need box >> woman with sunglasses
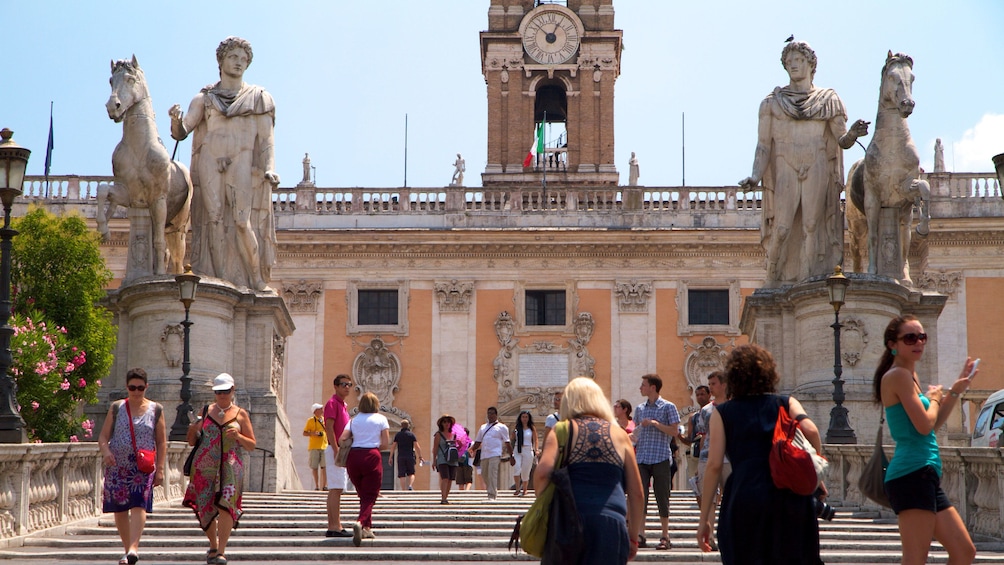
[97,368,167,565]
[873,315,977,565]
[184,373,256,565]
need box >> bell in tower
[480,0,622,186]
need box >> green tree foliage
[10,207,116,439]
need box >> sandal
[214,556,228,565]
[118,556,129,565]
[656,537,671,550]
[206,549,218,564]
[637,535,647,548]
[126,551,139,564]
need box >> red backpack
[769,404,826,496]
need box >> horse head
[881,51,915,118]
[106,55,149,123]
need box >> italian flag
[522,122,545,168]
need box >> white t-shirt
[349,412,389,448]
[476,421,510,458]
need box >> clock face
[522,10,580,65]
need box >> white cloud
[952,114,1004,172]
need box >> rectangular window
[525,290,566,326]
[358,290,399,326]
[688,289,729,326]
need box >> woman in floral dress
[98,368,167,565]
[184,373,256,565]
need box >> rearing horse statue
[104,55,192,277]
[846,51,930,283]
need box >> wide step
[2,490,1002,563]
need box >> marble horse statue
[846,51,930,283]
[102,55,192,276]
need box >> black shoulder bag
[183,405,209,477]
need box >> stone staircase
[2,490,1002,563]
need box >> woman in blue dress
[535,377,644,564]
[97,368,166,565]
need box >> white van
[971,389,1004,448]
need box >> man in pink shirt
[324,374,353,537]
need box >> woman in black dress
[696,344,825,564]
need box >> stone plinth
[740,273,947,443]
[95,275,296,492]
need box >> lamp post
[0,129,29,443]
[825,265,856,444]
[169,265,200,441]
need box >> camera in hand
[813,490,836,521]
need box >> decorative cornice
[281,279,323,313]
[614,280,652,313]
[915,270,963,296]
[434,280,474,312]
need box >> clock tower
[480,0,622,186]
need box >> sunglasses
[898,332,928,345]
[127,385,146,392]
[215,388,234,395]
[337,382,353,388]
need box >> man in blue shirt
[634,374,680,550]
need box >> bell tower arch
[480,0,622,186]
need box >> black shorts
[437,463,457,481]
[397,457,416,478]
[456,464,473,485]
[884,465,952,514]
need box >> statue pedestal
[740,273,946,442]
[95,276,297,492]
[125,208,153,283]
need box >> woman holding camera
[874,315,976,565]
[697,344,823,564]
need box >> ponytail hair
[872,314,918,403]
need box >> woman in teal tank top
[873,315,977,565]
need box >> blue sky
[5,0,1003,188]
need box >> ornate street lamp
[0,129,30,443]
[169,265,200,441]
[825,265,856,444]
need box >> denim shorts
[884,465,952,514]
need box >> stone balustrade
[0,442,188,542]
[825,444,1004,541]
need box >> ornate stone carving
[491,310,595,419]
[840,317,868,367]
[434,279,474,312]
[160,324,183,368]
[683,336,731,403]
[915,270,962,296]
[614,280,652,312]
[569,312,595,378]
[271,333,285,403]
[352,337,408,420]
[282,279,322,313]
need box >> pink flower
[78,378,87,388]
[31,401,39,410]
[69,435,78,442]
[96,380,101,387]
[64,363,75,373]
[84,428,93,438]
[59,380,70,391]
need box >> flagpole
[403,114,408,188]
[542,111,547,197]
[44,102,54,198]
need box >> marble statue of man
[934,138,945,172]
[739,41,869,285]
[451,153,466,187]
[169,36,278,291]
[628,152,640,186]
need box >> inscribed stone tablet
[518,353,569,388]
